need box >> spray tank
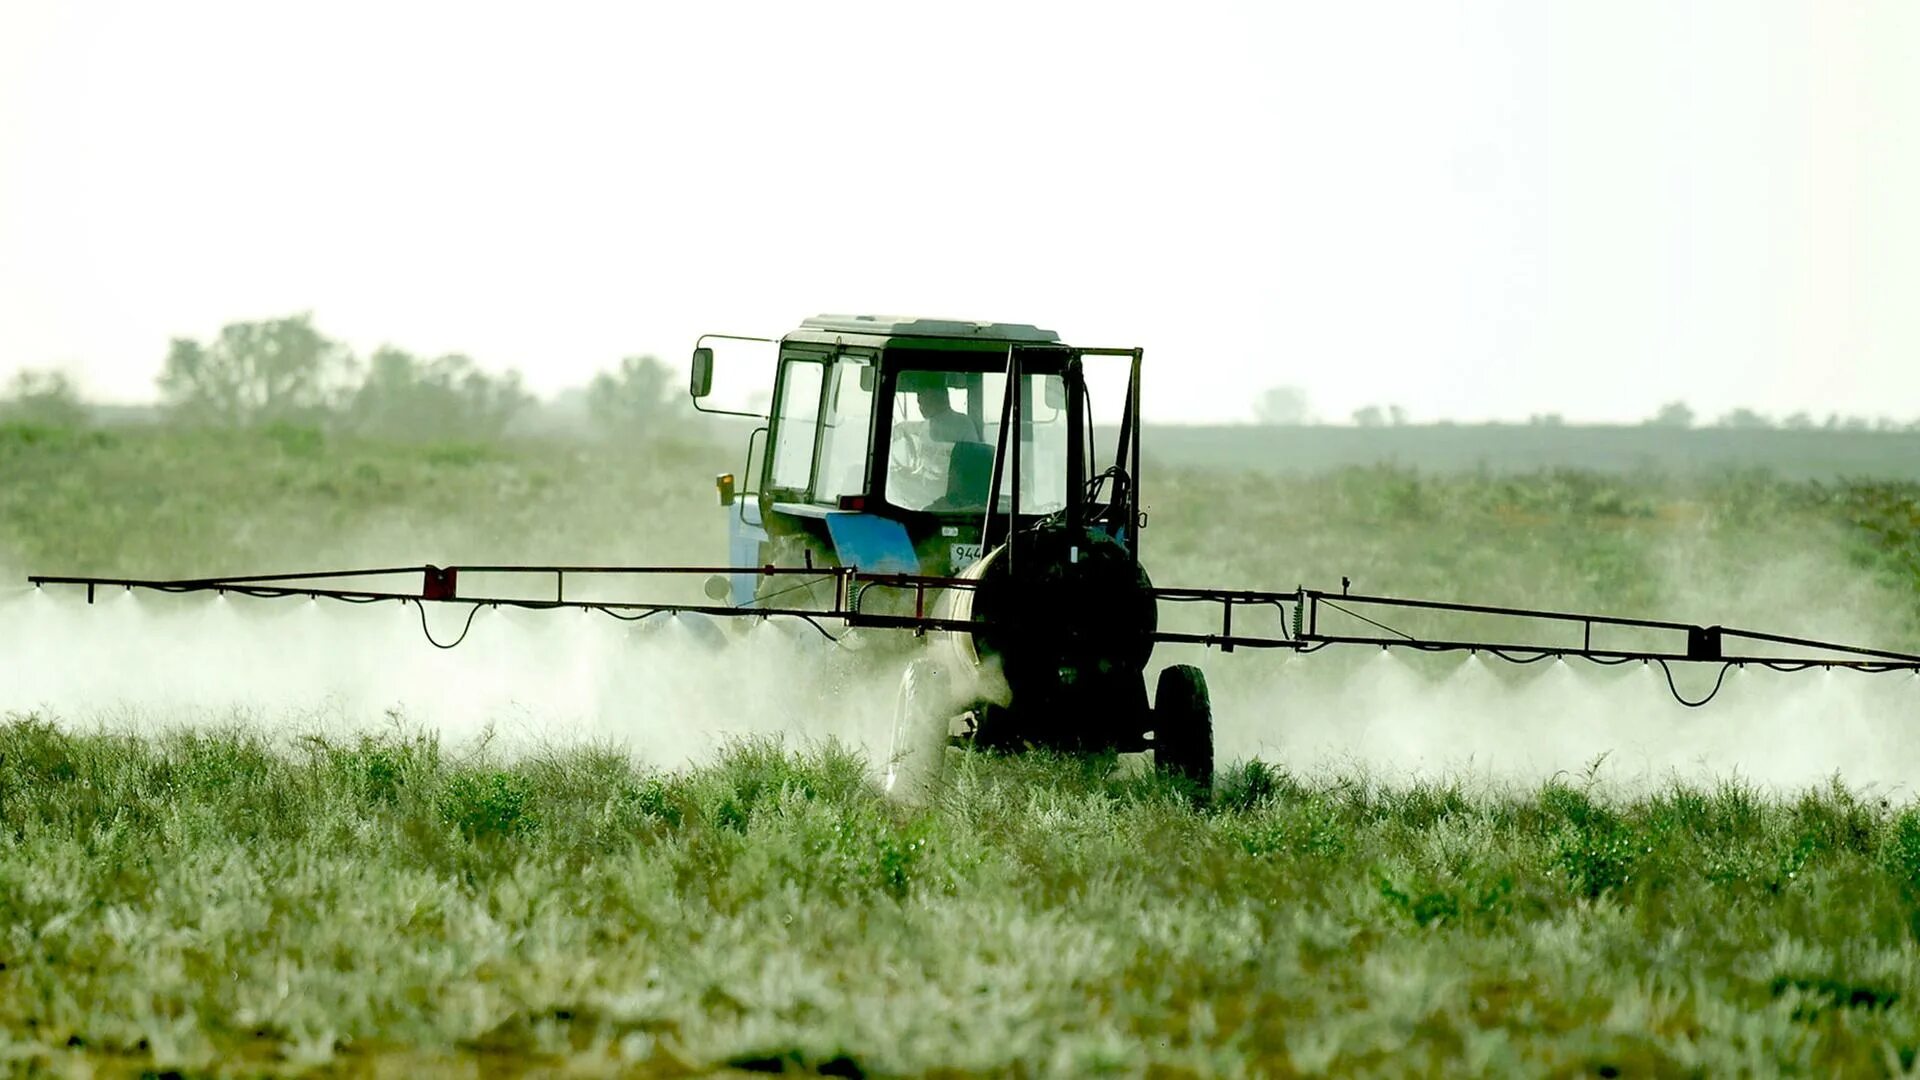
[930,523,1159,746]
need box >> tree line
[9,328,1918,436]
[0,313,683,441]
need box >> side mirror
[689,347,715,398]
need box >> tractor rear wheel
[884,657,951,801]
[1153,664,1214,794]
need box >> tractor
[687,315,1211,794]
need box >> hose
[1654,659,1734,708]
[416,601,484,649]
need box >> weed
[1881,809,1920,891]
[440,770,540,840]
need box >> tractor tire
[1153,664,1214,794]
[884,657,952,802]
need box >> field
[5,420,1920,1076]
[1145,424,1920,482]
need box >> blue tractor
[688,315,1213,794]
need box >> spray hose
[407,597,846,650]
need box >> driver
[890,373,986,510]
[914,384,982,443]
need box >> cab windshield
[885,368,1067,515]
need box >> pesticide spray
[1196,640,1920,793]
[0,576,901,767]
[8,566,1919,796]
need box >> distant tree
[1644,401,1695,429]
[157,313,351,426]
[1351,405,1386,428]
[1387,404,1409,426]
[1841,415,1871,432]
[1252,385,1311,425]
[345,347,532,441]
[1782,411,1814,430]
[1528,413,1565,426]
[1714,408,1773,429]
[0,369,87,427]
[587,355,680,438]
[1874,416,1903,433]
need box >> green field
[1145,424,1920,482]
[5,420,1920,1076]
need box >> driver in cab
[889,373,989,511]
[914,384,980,444]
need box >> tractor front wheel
[884,657,952,801]
[1153,664,1214,794]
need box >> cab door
[762,348,830,505]
[757,347,891,580]
[761,347,878,507]
[812,351,879,507]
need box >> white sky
[1,1,1916,424]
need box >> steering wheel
[890,422,942,482]
[888,423,947,508]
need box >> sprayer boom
[28,564,1920,706]
[26,565,988,642]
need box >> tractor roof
[795,314,1060,344]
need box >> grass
[7,721,1920,1075]
[1147,465,1919,622]
[4,421,1920,1074]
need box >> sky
[1,1,1916,424]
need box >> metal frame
[26,566,987,641]
[980,344,1019,560]
[689,332,777,420]
[1149,584,1920,671]
[29,567,1917,673]
[1074,346,1144,560]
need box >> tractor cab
[691,315,1144,606]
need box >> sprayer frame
[28,564,1920,709]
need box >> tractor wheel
[1153,664,1214,794]
[884,657,952,801]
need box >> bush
[0,370,87,427]
[1881,809,1920,891]
[441,770,540,841]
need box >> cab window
[768,359,824,491]
[885,368,1065,514]
[815,356,875,503]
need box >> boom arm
[26,567,1920,706]
[1151,584,1920,706]
[25,565,988,645]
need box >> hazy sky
[2,1,1915,424]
